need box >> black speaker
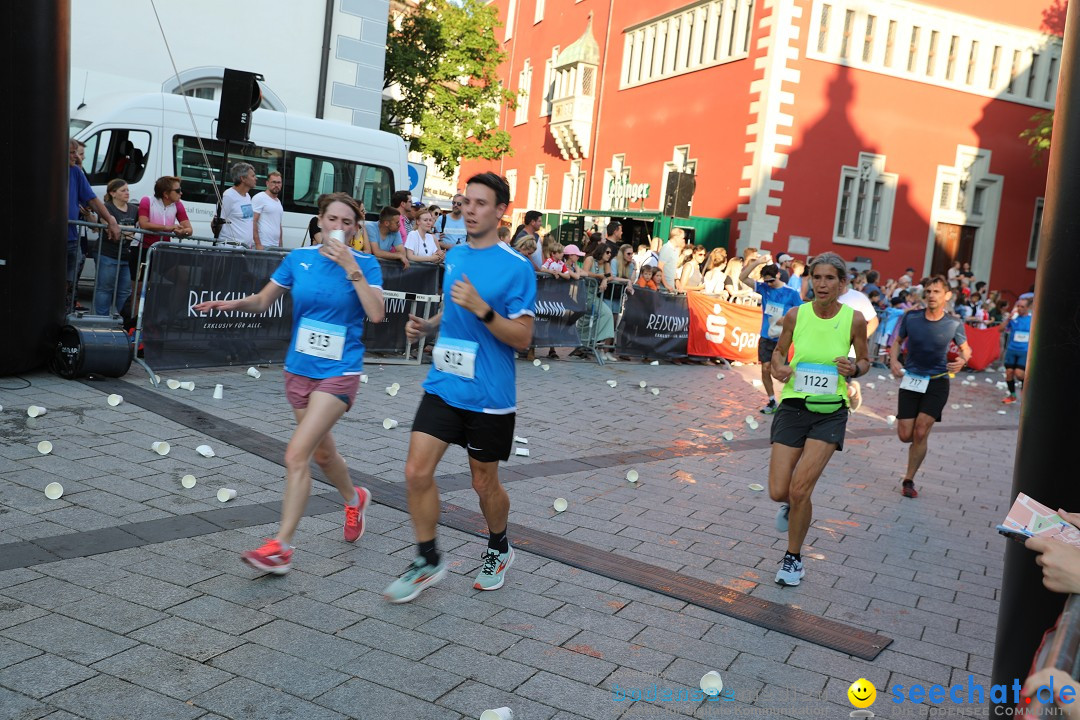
[663,171,696,218]
[216,69,264,141]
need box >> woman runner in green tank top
[765,252,870,587]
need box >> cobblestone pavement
[0,354,1019,720]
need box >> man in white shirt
[251,171,283,249]
[220,162,257,247]
[656,227,685,292]
[437,194,468,249]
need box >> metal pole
[991,0,1080,708]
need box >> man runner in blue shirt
[889,276,971,499]
[1000,298,1032,404]
[384,173,537,603]
[742,257,802,414]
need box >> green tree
[382,0,516,176]
[1021,110,1054,162]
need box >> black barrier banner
[142,245,294,370]
[531,276,588,347]
[614,288,689,359]
[363,262,442,354]
[142,245,444,370]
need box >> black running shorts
[897,376,950,422]
[412,392,516,463]
[769,399,848,452]
[758,338,778,364]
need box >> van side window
[81,129,151,185]
[353,163,393,216]
[173,135,283,205]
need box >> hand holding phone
[997,524,1033,543]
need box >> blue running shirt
[897,310,967,377]
[271,246,383,378]
[1006,314,1032,353]
[755,282,802,339]
[423,242,537,413]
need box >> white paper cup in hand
[626,469,639,483]
[213,384,224,400]
[383,418,399,429]
[44,482,64,500]
[247,367,261,379]
[196,444,215,458]
[552,497,568,513]
[700,671,724,696]
[480,709,514,720]
[26,406,46,418]
[151,441,170,456]
[328,229,345,244]
[217,488,237,502]
[107,394,123,407]
[166,379,181,390]
[181,474,197,489]
[37,441,53,455]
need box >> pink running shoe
[241,539,292,574]
[344,487,371,543]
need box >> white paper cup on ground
[44,482,64,500]
[217,488,237,502]
[716,373,725,380]
[639,381,647,389]
[247,366,261,379]
[964,403,973,408]
[181,474,197,489]
[480,709,514,720]
[151,441,170,456]
[950,404,960,410]
[751,379,762,387]
[626,469,639,483]
[877,374,886,380]
[513,436,528,444]
[722,431,734,441]
[541,364,550,371]
[748,483,764,492]
[866,383,875,390]
[700,671,724,696]
[383,418,399,430]
[386,385,399,396]
[552,497,568,513]
[166,379,182,390]
[606,379,618,388]
[650,387,660,396]
[748,420,759,430]
[37,441,53,455]
[107,394,123,407]
[533,359,542,367]
[650,360,660,366]
[180,381,195,391]
[745,416,755,425]
[967,375,976,382]
[998,409,1007,414]
[359,374,368,384]
[886,415,896,426]
[514,447,530,457]
[213,384,224,400]
[196,444,215,458]
[26,406,46,418]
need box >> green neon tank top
[781,302,854,405]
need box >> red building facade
[461,0,1063,295]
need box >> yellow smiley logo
[848,678,876,708]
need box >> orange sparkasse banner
[687,293,763,361]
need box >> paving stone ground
[0,355,1020,720]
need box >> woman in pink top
[132,175,194,302]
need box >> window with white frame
[620,0,755,89]
[527,164,549,210]
[601,154,631,211]
[808,0,1062,110]
[561,160,586,211]
[541,47,559,116]
[504,0,517,41]
[506,169,518,203]
[534,0,545,24]
[833,153,897,249]
[1027,197,1043,267]
[515,59,532,125]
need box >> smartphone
[997,524,1034,543]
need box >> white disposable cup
[166,379,181,390]
[383,418,399,430]
[866,383,875,390]
[26,406,46,418]
[533,359,542,367]
[44,482,64,500]
[650,360,660,365]
[748,483,765,491]
[107,394,123,406]
[386,386,398,397]
[967,375,976,382]
[626,469,639,483]
[650,387,660,396]
[998,410,1007,414]
[328,229,345,244]
[151,441,170,456]
[217,488,237,502]
[748,420,759,430]
[716,373,725,380]
[553,497,568,513]
[700,671,724,696]
[37,441,53,454]
[722,431,734,441]
[213,384,224,400]
[196,444,215,458]
[513,436,528,444]
[180,381,195,391]
[639,381,647,388]
[247,367,261,379]
[745,416,755,424]
[541,364,550,371]
[951,404,960,410]
[391,383,401,391]
[181,474,197,489]
[514,447,530,456]
[359,374,368,384]
[480,709,514,720]
[751,379,762,387]
[886,415,896,426]
[606,379,617,387]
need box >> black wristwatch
[480,308,496,324]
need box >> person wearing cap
[741,257,802,414]
[767,252,869,586]
[776,254,794,283]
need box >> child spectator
[541,241,572,278]
[497,226,511,242]
[636,264,658,290]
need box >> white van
[72,93,409,248]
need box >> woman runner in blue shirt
[193,193,385,574]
